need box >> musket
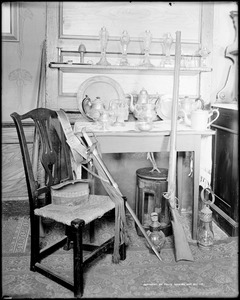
[164,31,194,262]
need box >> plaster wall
[2,2,46,121]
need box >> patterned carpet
[2,211,229,254]
[2,213,238,298]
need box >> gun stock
[164,194,194,261]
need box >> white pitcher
[189,109,220,130]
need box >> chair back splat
[11,108,72,209]
[11,108,127,298]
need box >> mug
[191,109,219,130]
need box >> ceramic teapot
[182,108,220,130]
[129,88,149,114]
[85,96,105,121]
[129,88,157,118]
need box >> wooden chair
[10,108,127,298]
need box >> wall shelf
[49,62,212,75]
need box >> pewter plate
[156,95,182,120]
[155,95,173,120]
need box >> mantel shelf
[49,62,212,75]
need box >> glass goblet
[198,47,210,67]
[110,100,128,126]
[162,32,173,67]
[120,30,130,66]
[96,27,111,66]
[141,30,154,67]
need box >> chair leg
[31,214,40,271]
[39,217,45,238]
[63,225,73,250]
[89,220,95,243]
[119,243,126,260]
[71,218,85,298]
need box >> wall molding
[2,124,34,144]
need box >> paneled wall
[2,2,238,213]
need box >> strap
[57,110,89,164]
[57,109,108,182]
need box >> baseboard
[2,200,29,217]
[211,203,239,237]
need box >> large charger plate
[156,94,181,120]
[77,75,126,121]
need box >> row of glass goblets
[96,27,210,67]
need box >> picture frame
[2,2,19,42]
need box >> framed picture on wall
[2,2,19,42]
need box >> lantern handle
[200,187,215,206]
[163,193,181,210]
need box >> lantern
[146,212,166,253]
[197,188,215,250]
